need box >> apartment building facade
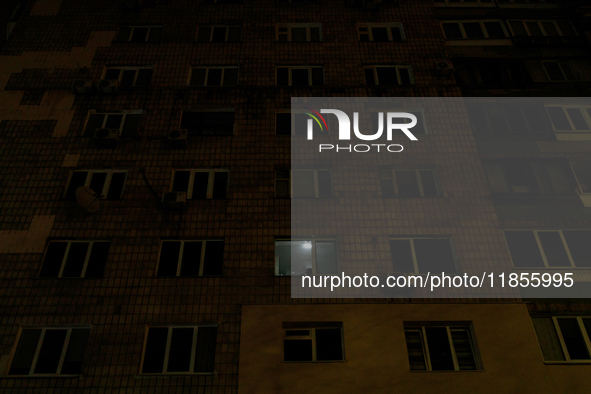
[1,0,590,392]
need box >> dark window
[39,241,110,278]
[454,59,530,88]
[365,66,414,86]
[404,325,478,371]
[103,67,153,87]
[157,240,224,277]
[276,113,291,135]
[171,170,228,199]
[197,26,241,42]
[189,67,238,86]
[276,67,324,86]
[65,170,127,200]
[546,106,591,132]
[9,328,90,375]
[571,162,591,194]
[180,111,234,136]
[390,238,456,274]
[290,169,333,198]
[380,169,438,198]
[141,326,217,373]
[532,317,591,361]
[283,323,344,362]
[83,112,142,137]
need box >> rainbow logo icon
[303,107,329,133]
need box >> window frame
[363,65,414,86]
[380,169,439,198]
[570,161,591,194]
[389,237,458,274]
[404,323,481,372]
[357,23,405,42]
[275,66,325,86]
[156,240,224,277]
[170,169,229,199]
[545,105,591,132]
[118,26,163,42]
[139,325,218,375]
[65,169,128,200]
[83,109,143,137]
[102,66,153,87]
[541,61,578,82]
[188,66,239,86]
[276,23,322,42]
[282,323,345,362]
[7,326,91,377]
[504,229,591,269]
[275,169,333,198]
[274,238,338,276]
[506,20,578,37]
[39,240,110,278]
[441,20,509,40]
[534,316,591,363]
[196,25,242,43]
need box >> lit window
[141,326,217,374]
[9,327,91,376]
[275,239,338,276]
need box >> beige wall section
[239,304,591,394]
[0,31,115,137]
[31,0,64,16]
[0,215,55,253]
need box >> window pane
[212,172,228,199]
[315,241,337,274]
[157,241,181,276]
[66,171,89,200]
[118,27,132,42]
[206,68,223,86]
[505,231,545,267]
[106,172,126,200]
[396,171,420,197]
[566,108,589,130]
[414,239,456,274]
[172,171,191,193]
[34,329,67,374]
[311,68,324,86]
[557,21,576,37]
[372,27,389,42]
[192,172,210,199]
[541,22,559,37]
[197,26,212,42]
[544,62,565,81]
[562,231,591,267]
[284,339,313,361]
[39,242,68,277]
[316,328,343,360]
[425,327,455,371]
[131,27,149,42]
[538,232,571,267]
[546,107,571,130]
[572,162,591,193]
[180,241,202,276]
[277,68,289,86]
[194,326,217,372]
[364,69,375,85]
[557,318,590,360]
[142,327,168,373]
[191,68,206,86]
[317,170,332,198]
[484,22,505,38]
[88,172,107,197]
[405,330,426,370]
[84,114,106,137]
[290,241,313,276]
[420,171,438,197]
[391,27,402,42]
[61,329,90,374]
[104,69,121,80]
[120,70,136,87]
[212,27,226,42]
[291,69,309,86]
[310,27,320,42]
[85,242,110,278]
[292,171,315,198]
[62,242,89,277]
[399,68,412,85]
[167,328,193,372]
[376,67,398,85]
[390,240,415,273]
[223,68,239,85]
[9,329,41,375]
[509,21,527,37]
[463,23,484,39]
[275,241,293,275]
[442,23,463,39]
[105,114,123,129]
[292,28,306,42]
[202,241,224,276]
[147,27,162,42]
[526,22,543,36]
[276,113,291,136]
[451,330,476,370]
[532,318,565,361]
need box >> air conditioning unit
[168,129,188,148]
[72,80,95,95]
[435,60,455,76]
[97,79,120,94]
[93,128,120,147]
[162,191,186,210]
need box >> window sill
[1,374,83,379]
[135,372,215,378]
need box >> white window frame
[549,317,591,362]
[364,65,415,85]
[66,169,128,199]
[357,23,405,42]
[84,110,143,136]
[197,25,241,42]
[280,169,332,198]
[102,66,153,86]
[504,229,586,268]
[381,169,439,197]
[139,325,217,375]
[283,326,345,362]
[170,169,229,199]
[570,161,591,194]
[404,325,480,371]
[507,20,578,37]
[545,105,591,132]
[40,240,109,278]
[441,20,509,39]
[276,66,324,86]
[157,240,223,277]
[274,238,338,276]
[541,61,578,82]
[8,326,91,376]
[121,26,162,42]
[276,23,322,42]
[389,237,457,274]
[187,66,239,86]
